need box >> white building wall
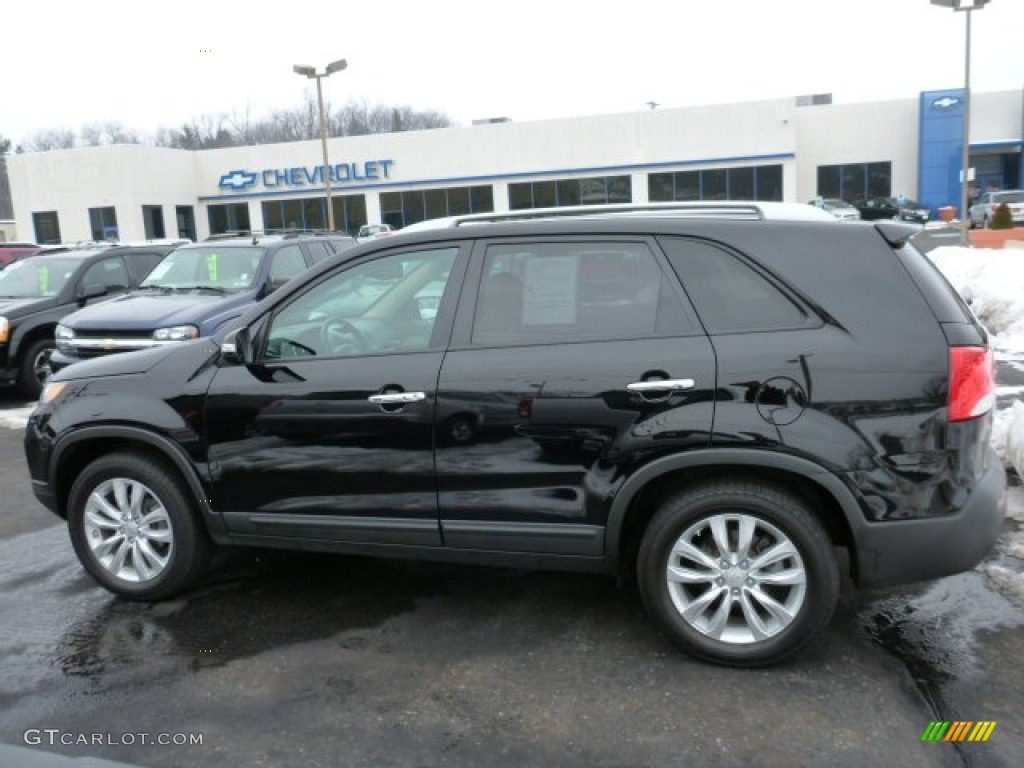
[794,98,921,201]
[971,89,1023,143]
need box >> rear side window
[305,241,333,264]
[471,241,695,346]
[661,237,807,334]
[127,251,167,283]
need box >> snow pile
[992,401,1024,478]
[928,246,1024,353]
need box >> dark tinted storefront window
[33,211,61,244]
[88,206,118,241]
[381,185,494,228]
[649,165,781,202]
[816,161,891,201]
[207,203,250,236]
[508,176,632,210]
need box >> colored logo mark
[921,721,996,742]
[218,170,258,191]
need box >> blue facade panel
[918,89,966,215]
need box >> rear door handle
[368,392,427,404]
[626,379,695,393]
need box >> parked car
[26,202,1005,667]
[0,244,176,397]
[49,233,357,374]
[0,242,44,269]
[968,189,1024,229]
[356,223,395,242]
[807,198,861,221]
[852,197,930,224]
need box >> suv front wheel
[637,480,839,667]
[68,453,214,600]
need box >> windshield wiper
[136,285,174,293]
[172,285,229,294]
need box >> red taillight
[948,346,995,422]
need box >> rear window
[660,237,808,333]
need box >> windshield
[140,247,263,292]
[0,258,79,298]
[994,191,1024,204]
[823,199,853,209]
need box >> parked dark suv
[25,203,1006,667]
[48,233,355,374]
[0,244,177,397]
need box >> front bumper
[853,451,1007,587]
[48,349,86,374]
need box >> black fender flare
[50,425,225,536]
[604,449,867,570]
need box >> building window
[89,206,119,241]
[380,185,494,229]
[33,211,61,244]
[330,195,368,235]
[648,165,782,203]
[207,203,251,236]
[816,162,891,201]
[176,206,196,240]
[508,175,632,210]
[142,205,165,239]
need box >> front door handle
[626,379,695,393]
[368,392,427,404]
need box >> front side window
[141,247,264,292]
[269,245,307,288]
[471,242,693,346]
[81,257,130,292]
[264,247,458,360]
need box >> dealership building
[7,88,1023,244]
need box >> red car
[0,242,43,269]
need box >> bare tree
[80,121,140,146]
[22,129,76,151]
[155,115,236,150]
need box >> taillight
[948,346,995,422]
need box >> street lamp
[293,58,348,231]
[930,0,990,246]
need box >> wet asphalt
[0,381,1022,768]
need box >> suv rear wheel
[67,453,214,600]
[637,480,839,667]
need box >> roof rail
[445,202,766,227]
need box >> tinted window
[661,237,807,333]
[126,251,167,282]
[265,247,458,360]
[269,245,307,286]
[471,242,694,346]
[82,257,130,292]
[305,241,333,264]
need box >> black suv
[24,203,1006,667]
[49,233,355,374]
[0,244,178,397]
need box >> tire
[18,337,55,399]
[67,452,214,601]
[637,480,839,667]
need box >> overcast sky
[3,0,1023,145]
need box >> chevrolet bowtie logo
[218,169,258,190]
[932,96,961,110]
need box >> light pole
[293,58,348,231]
[931,0,989,247]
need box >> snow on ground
[0,406,33,430]
[928,246,1024,355]
[928,245,1024,476]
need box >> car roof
[400,202,837,234]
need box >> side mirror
[221,327,251,365]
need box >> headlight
[0,317,8,344]
[55,324,74,350]
[39,381,67,405]
[153,325,199,342]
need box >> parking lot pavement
[0,391,1021,767]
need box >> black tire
[18,337,55,399]
[637,480,839,667]
[67,452,214,601]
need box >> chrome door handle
[368,392,427,404]
[626,379,695,393]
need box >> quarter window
[269,245,307,288]
[661,238,807,333]
[471,242,694,346]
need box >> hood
[0,296,58,317]
[51,343,182,381]
[62,290,256,331]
